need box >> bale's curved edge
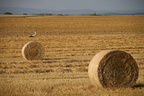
[88,50,139,88]
[22,41,44,61]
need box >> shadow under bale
[132,84,144,89]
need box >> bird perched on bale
[29,32,36,37]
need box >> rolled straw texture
[22,41,44,60]
[88,50,139,88]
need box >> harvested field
[0,15,144,96]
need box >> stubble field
[0,15,144,96]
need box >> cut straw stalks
[22,41,44,61]
[88,50,139,88]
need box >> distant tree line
[3,12,28,15]
[4,12,12,15]
[90,12,97,16]
[3,12,98,16]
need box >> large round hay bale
[22,41,44,60]
[88,50,139,88]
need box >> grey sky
[0,0,144,10]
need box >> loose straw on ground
[88,50,139,88]
[22,41,44,60]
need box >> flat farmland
[0,15,144,96]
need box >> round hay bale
[22,41,44,60]
[88,50,139,88]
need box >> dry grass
[0,15,144,96]
[0,73,144,96]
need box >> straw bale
[22,41,44,60]
[88,50,139,88]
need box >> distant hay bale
[22,41,44,60]
[88,50,139,88]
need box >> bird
[29,32,36,37]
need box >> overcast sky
[0,0,144,10]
